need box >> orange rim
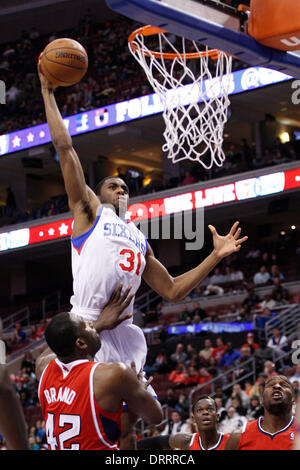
[128,25,221,60]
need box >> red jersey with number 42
[189,432,230,450]
[238,416,296,450]
[38,359,122,450]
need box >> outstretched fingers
[236,235,248,246]
[230,221,239,236]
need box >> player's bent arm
[0,365,29,449]
[143,243,221,303]
[94,363,163,424]
[120,365,163,424]
[224,432,241,450]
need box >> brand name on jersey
[104,222,146,255]
[44,386,76,405]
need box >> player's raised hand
[93,284,135,332]
[208,221,248,260]
[37,55,57,93]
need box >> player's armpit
[224,432,241,450]
[169,432,192,450]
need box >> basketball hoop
[128,25,233,169]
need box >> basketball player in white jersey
[38,60,247,446]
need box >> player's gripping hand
[93,284,135,333]
[37,56,57,93]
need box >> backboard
[105,0,300,78]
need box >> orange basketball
[40,38,88,87]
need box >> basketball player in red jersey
[0,365,29,449]
[225,375,296,450]
[36,287,163,450]
[38,60,247,449]
[137,396,229,450]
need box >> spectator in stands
[160,410,190,435]
[210,267,225,285]
[242,332,259,353]
[218,342,241,370]
[267,327,289,356]
[174,392,189,419]
[170,343,187,365]
[10,323,27,346]
[254,339,274,371]
[152,349,170,374]
[228,303,240,318]
[253,266,271,285]
[259,294,276,311]
[271,277,285,299]
[160,388,178,409]
[28,435,40,450]
[211,337,227,363]
[20,352,35,375]
[198,367,212,388]
[214,397,227,423]
[242,285,261,312]
[230,395,247,417]
[218,406,247,434]
[232,346,254,382]
[168,364,186,388]
[263,360,277,379]
[230,266,244,282]
[183,366,200,387]
[185,343,196,362]
[228,383,250,409]
[31,320,48,340]
[270,264,285,282]
[190,302,206,321]
[255,307,278,332]
[289,365,300,386]
[181,171,196,186]
[198,339,213,366]
[178,305,190,323]
[245,395,264,421]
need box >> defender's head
[94,176,129,215]
[45,312,100,361]
[192,395,219,432]
[261,375,295,416]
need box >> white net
[129,27,233,169]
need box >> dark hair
[94,176,129,197]
[45,312,80,357]
[94,176,117,196]
[192,395,217,413]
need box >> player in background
[0,364,29,450]
[137,396,230,450]
[225,375,296,450]
[36,286,163,450]
[38,59,247,448]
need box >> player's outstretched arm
[224,432,241,450]
[143,221,248,303]
[0,365,29,449]
[37,59,98,215]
